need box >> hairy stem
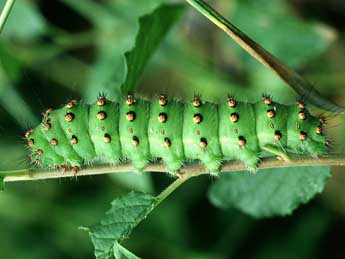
[2,154,345,182]
[0,0,15,33]
[184,0,345,114]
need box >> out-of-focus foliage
[1,0,345,258]
[231,0,334,67]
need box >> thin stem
[184,0,345,114]
[0,0,15,33]
[262,145,291,162]
[2,154,345,182]
[155,176,190,206]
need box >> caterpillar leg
[60,164,68,174]
[165,159,184,174]
[58,164,80,175]
[72,166,79,175]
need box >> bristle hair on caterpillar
[24,94,327,174]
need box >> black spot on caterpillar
[24,94,327,173]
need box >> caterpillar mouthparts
[24,95,326,174]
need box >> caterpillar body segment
[254,100,289,148]
[25,95,327,173]
[218,100,260,170]
[148,99,184,173]
[40,107,83,166]
[60,102,96,161]
[28,128,64,166]
[286,104,326,155]
[119,98,151,171]
[183,100,223,173]
[89,98,122,163]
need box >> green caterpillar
[24,94,326,174]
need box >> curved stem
[0,0,15,33]
[263,145,291,162]
[2,154,345,182]
[155,176,190,206]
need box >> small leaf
[86,178,187,258]
[114,242,142,259]
[86,191,156,259]
[208,166,330,218]
[121,4,185,94]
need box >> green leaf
[86,191,156,259]
[86,177,187,258]
[81,3,183,101]
[121,4,184,94]
[208,166,331,218]
[113,242,142,259]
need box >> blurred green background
[1,0,345,258]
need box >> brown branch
[3,154,345,182]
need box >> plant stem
[2,154,345,182]
[262,145,291,162]
[0,0,15,33]
[155,176,190,206]
[184,0,345,114]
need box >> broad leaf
[86,192,156,259]
[74,2,183,101]
[121,4,184,94]
[208,166,330,218]
[114,242,142,259]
